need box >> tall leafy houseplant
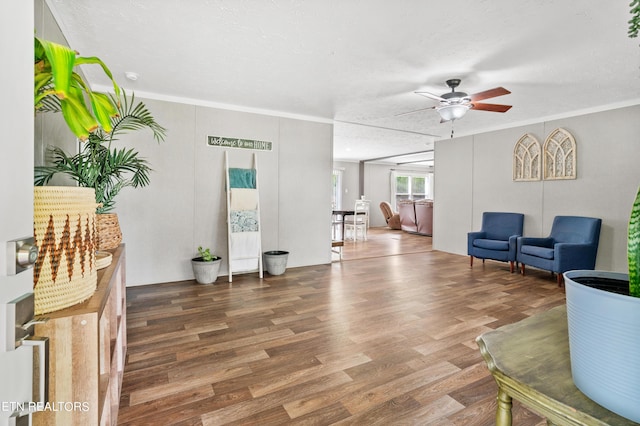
[556,8,640,423]
[34,36,120,140]
[35,91,167,214]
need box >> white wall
[334,160,359,209]
[432,136,473,254]
[36,95,333,286]
[434,105,640,273]
[279,119,334,263]
[112,101,334,286]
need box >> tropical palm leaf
[34,91,164,214]
[106,91,167,143]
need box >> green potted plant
[561,10,640,422]
[32,36,122,310]
[563,187,640,422]
[34,91,166,249]
[191,246,223,284]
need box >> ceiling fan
[398,79,512,122]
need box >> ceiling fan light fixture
[436,104,470,121]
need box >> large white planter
[564,270,640,423]
[191,257,222,284]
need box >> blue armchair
[468,212,524,273]
[517,215,602,285]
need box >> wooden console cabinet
[33,245,127,426]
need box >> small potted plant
[191,246,223,284]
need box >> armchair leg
[470,256,473,268]
[509,261,515,273]
[521,264,526,275]
[557,273,564,287]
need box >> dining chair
[345,200,369,241]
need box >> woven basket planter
[34,187,99,315]
[96,213,123,250]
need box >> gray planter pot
[263,250,289,275]
[564,270,640,423]
[191,257,222,284]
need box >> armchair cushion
[520,245,554,260]
[473,238,510,251]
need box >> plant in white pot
[562,8,640,422]
[35,91,166,249]
[191,246,223,284]
[563,185,640,423]
[32,36,121,312]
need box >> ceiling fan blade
[394,106,436,117]
[469,87,511,102]
[414,91,446,102]
[470,102,512,113]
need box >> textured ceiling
[46,0,640,164]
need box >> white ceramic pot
[263,251,289,275]
[191,257,222,284]
[564,270,640,423]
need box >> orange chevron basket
[33,187,99,315]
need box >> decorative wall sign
[513,133,541,181]
[543,128,576,180]
[207,136,272,151]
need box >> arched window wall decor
[543,128,577,180]
[513,133,541,181]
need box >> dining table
[332,209,364,240]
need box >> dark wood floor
[119,228,566,425]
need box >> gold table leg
[496,388,513,426]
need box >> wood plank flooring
[119,228,566,425]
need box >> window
[391,171,432,210]
[332,169,343,209]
